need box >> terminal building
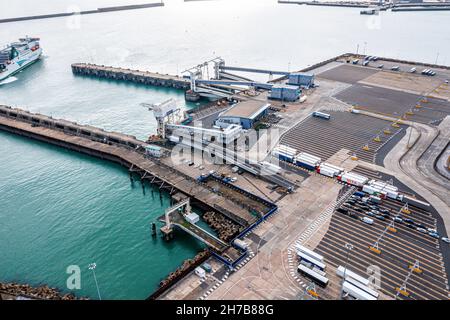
[288,72,315,88]
[215,100,270,129]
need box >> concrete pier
[71,63,190,90]
[0,105,257,230]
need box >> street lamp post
[88,263,102,300]
[340,243,354,300]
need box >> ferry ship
[0,37,42,81]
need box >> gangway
[219,65,290,76]
[195,79,273,90]
[219,71,254,82]
[159,198,228,252]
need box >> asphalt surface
[317,64,380,84]
[350,165,450,290]
[335,83,421,118]
[315,190,449,300]
[279,111,402,163]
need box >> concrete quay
[71,63,190,90]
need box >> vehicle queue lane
[331,213,446,275]
[316,229,448,300]
[341,204,441,253]
[328,216,448,293]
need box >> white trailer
[338,172,369,187]
[369,180,398,192]
[275,145,297,156]
[320,163,344,173]
[343,281,377,300]
[317,163,344,178]
[336,266,370,286]
[295,244,324,263]
[295,154,321,170]
[297,152,321,163]
[346,276,379,299]
[298,264,329,288]
[297,251,326,271]
[260,161,281,175]
[363,184,385,196]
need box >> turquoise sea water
[1,0,450,299]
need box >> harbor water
[1,0,450,299]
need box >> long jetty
[0,105,257,241]
[278,0,371,8]
[71,63,190,90]
[0,3,164,24]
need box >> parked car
[417,228,427,234]
[377,64,384,69]
[442,237,450,244]
[428,232,440,239]
[393,217,403,223]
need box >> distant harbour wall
[0,2,164,24]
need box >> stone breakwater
[158,250,210,288]
[0,282,87,300]
[203,211,244,242]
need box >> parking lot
[279,110,403,163]
[313,192,449,300]
[317,64,380,84]
[334,83,421,117]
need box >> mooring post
[151,223,157,237]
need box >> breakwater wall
[0,2,164,24]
